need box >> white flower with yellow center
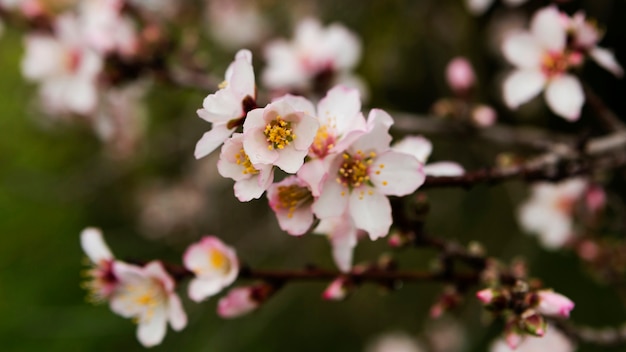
[110,261,187,347]
[267,175,315,236]
[313,109,425,240]
[183,236,239,302]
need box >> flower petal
[545,75,584,121]
[313,177,349,219]
[137,307,167,347]
[349,191,392,240]
[167,294,187,331]
[370,152,425,196]
[502,69,546,109]
[392,135,432,163]
[80,227,113,263]
[590,47,624,77]
[531,6,566,51]
[502,33,544,69]
[424,162,465,176]
[195,125,236,159]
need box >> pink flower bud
[471,105,497,127]
[476,288,495,304]
[322,277,352,301]
[217,286,259,318]
[537,290,575,318]
[585,185,606,214]
[520,310,546,337]
[445,57,476,93]
[505,329,524,349]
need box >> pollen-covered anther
[208,248,231,273]
[336,152,375,189]
[234,148,258,175]
[264,115,296,150]
[311,125,336,157]
[541,52,569,78]
[276,184,312,218]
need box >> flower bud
[520,310,546,337]
[476,288,496,304]
[471,105,497,127]
[322,276,353,301]
[446,57,476,93]
[217,284,272,318]
[537,290,575,318]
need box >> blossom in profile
[490,325,575,352]
[262,18,362,93]
[313,109,425,240]
[21,14,103,115]
[517,178,587,249]
[217,133,274,202]
[183,236,239,302]
[195,49,256,159]
[267,175,315,236]
[80,227,118,303]
[217,286,261,319]
[392,135,464,176]
[243,95,319,174]
[501,6,584,121]
[110,261,187,347]
[536,290,575,318]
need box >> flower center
[66,49,82,73]
[541,52,569,78]
[264,116,296,150]
[209,248,231,273]
[310,124,336,158]
[336,150,376,190]
[235,148,259,175]
[276,184,313,218]
[81,260,117,304]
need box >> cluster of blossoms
[501,6,623,121]
[81,228,247,347]
[195,48,459,272]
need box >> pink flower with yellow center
[80,227,118,303]
[267,175,315,236]
[183,236,239,302]
[312,109,425,240]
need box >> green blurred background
[1,0,626,351]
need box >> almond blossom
[490,325,575,352]
[110,261,187,347]
[243,95,319,173]
[21,14,103,115]
[217,133,274,202]
[78,0,139,57]
[183,236,239,302]
[297,85,368,196]
[502,6,584,121]
[195,49,256,159]
[517,178,587,249]
[267,175,314,236]
[80,227,119,303]
[262,18,362,94]
[392,135,464,177]
[217,286,260,318]
[312,109,425,240]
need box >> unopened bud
[323,276,353,301]
[446,57,476,93]
[537,290,575,318]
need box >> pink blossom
[217,286,259,318]
[267,175,315,236]
[476,288,495,304]
[217,133,274,202]
[491,325,575,352]
[21,14,103,115]
[537,290,575,318]
[446,57,476,93]
[183,236,239,302]
[313,109,425,240]
[110,261,187,347]
[392,135,464,177]
[585,185,606,214]
[501,6,584,121]
[322,276,351,301]
[78,0,139,57]
[518,178,587,249]
[195,49,256,159]
[80,227,118,302]
[262,18,362,93]
[243,95,319,173]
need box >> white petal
[167,294,187,331]
[349,191,392,240]
[466,0,493,15]
[80,227,113,263]
[424,162,465,176]
[274,146,307,174]
[188,278,224,302]
[590,47,624,77]
[199,89,241,123]
[275,204,315,236]
[330,227,358,272]
[530,6,567,52]
[545,75,584,121]
[195,125,235,159]
[297,159,328,197]
[503,69,546,109]
[234,176,267,201]
[228,51,255,98]
[317,85,363,132]
[370,152,425,196]
[137,308,167,347]
[502,33,544,69]
[313,177,349,219]
[392,135,432,163]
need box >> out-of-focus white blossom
[206,0,267,50]
[490,325,575,352]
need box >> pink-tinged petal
[111,261,144,284]
[392,135,432,163]
[330,228,358,272]
[167,294,187,331]
[322,277,350,300]
[518,202,571,250]
[297,159,328,197]
[502,33,544,69]
[317,85,363,129]
[188,278,225,302]
[62,79,98,114]
[80,227,113,263]
[503,69,546,109]
[278,94,316,115]
[465,0,492,15]
[324,24,361,70]
[313,179,349,219]
[367,108,394,129]
[199,89,241,123]
[137,307,167,347]
[350,116,393,154]
[242,108,267,130]
[424,162,465,176]
[331,125,367,154]
[349,191,392,240]
[545,75,584,121]
[274,146,307,174]
[370,152,425,196]
[143,261,175,292]
[537,291,575,318]
[276,204,314,236]
[589,47,624,77]
[234,177,267,201]
[244,129,278,165]
[292,113,320,151]
[195,125,236,159]
[228,50,255,97]
[476,288,495,304]
[530,6,567,51]
[217,287,258,318]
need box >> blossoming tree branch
[3,0,626,350]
